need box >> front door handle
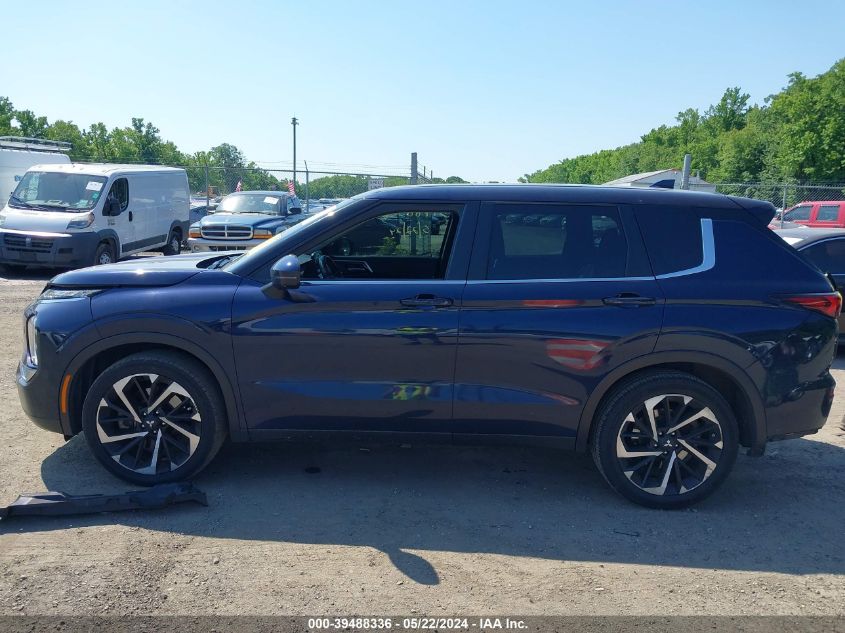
[128,211,133,222]
[602,293,656,307]
[400,294,453,308]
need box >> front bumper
[17,360,65,434]
[0,229,100,268]
[187,237,266,252]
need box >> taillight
[782,292,842,318]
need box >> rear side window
[487,204,630,279]
[634,206,703,275]
[784,205,812,221]
[817,204,841,222]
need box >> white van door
[102,176,134,256]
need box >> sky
[1,0,844,183]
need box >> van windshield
[9,172,107,211]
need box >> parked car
[775,227,845,342]
[0,163,189,270]
[187,191,305,252]
[18,185,839,509]
[781,201,845,227]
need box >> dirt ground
[0,267,843,616]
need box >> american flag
[235,180,242,192]
[287,181,295,196]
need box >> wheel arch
[576,351,765,455]
[62,332,246,441]
[95,229,121,258]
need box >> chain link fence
[690,182,845,213]
[184,165,420,209]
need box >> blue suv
[17,185,839,508]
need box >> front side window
[784,205,812,221]
[10,172,107,211]
[487,205,628,280]
[107,178,129,212]
[301,208,460,280]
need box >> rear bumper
[0,229,100,268]
[764,371,835,442]
[187,237,264,252]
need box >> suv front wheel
[81,351,227,485]
[591,371,739,509]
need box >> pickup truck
[187,191,306,252]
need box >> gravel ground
[0,267,843,616]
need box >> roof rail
[0,136,72,153]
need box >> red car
[780,201,845,227]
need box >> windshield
[217,193,284,215]
[223,199,356,271]
[10,172,107,211]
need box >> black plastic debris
[0,482,207,520]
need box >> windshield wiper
[8,195,62,211]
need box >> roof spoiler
[728,196,776,226]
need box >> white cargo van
[0,163,190,269]
[0,137,71,200]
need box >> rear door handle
[400,294,454,308]
[602,294,656,307]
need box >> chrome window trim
[297,219,716,285]
[654,218,714,280]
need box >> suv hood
[49,253,227,288]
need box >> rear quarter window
[634,206,703,275]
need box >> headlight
[66,212,95,230]
[0,213,6,228]
[40,288,102,300]
[253,228,273,239]
[25,316,38,368]
[189,226,201,238]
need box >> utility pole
[291,117,299,186]
[680,153,692,190]
[410,152,418,185]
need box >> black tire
[590,371,739,509]
[161,230,182,256]
[81,351,227,485]
[93,241,116,266]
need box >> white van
[0,137,71,200]
[0,163,189,269]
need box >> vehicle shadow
[4,432,844,584]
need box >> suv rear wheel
[81,351,227,485]
[591,371,739,509]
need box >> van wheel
[162,231,182,256]
[81,351,227,485]
[590,371,739,509]
[94,242,116,266]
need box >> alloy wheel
[95,373,202,475]
[615,394,724,496]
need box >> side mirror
[270,254,301,290]
[289,207,302,216]
[104,199,122,216]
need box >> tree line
[0,98,466,197]
[524,58,845,186]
